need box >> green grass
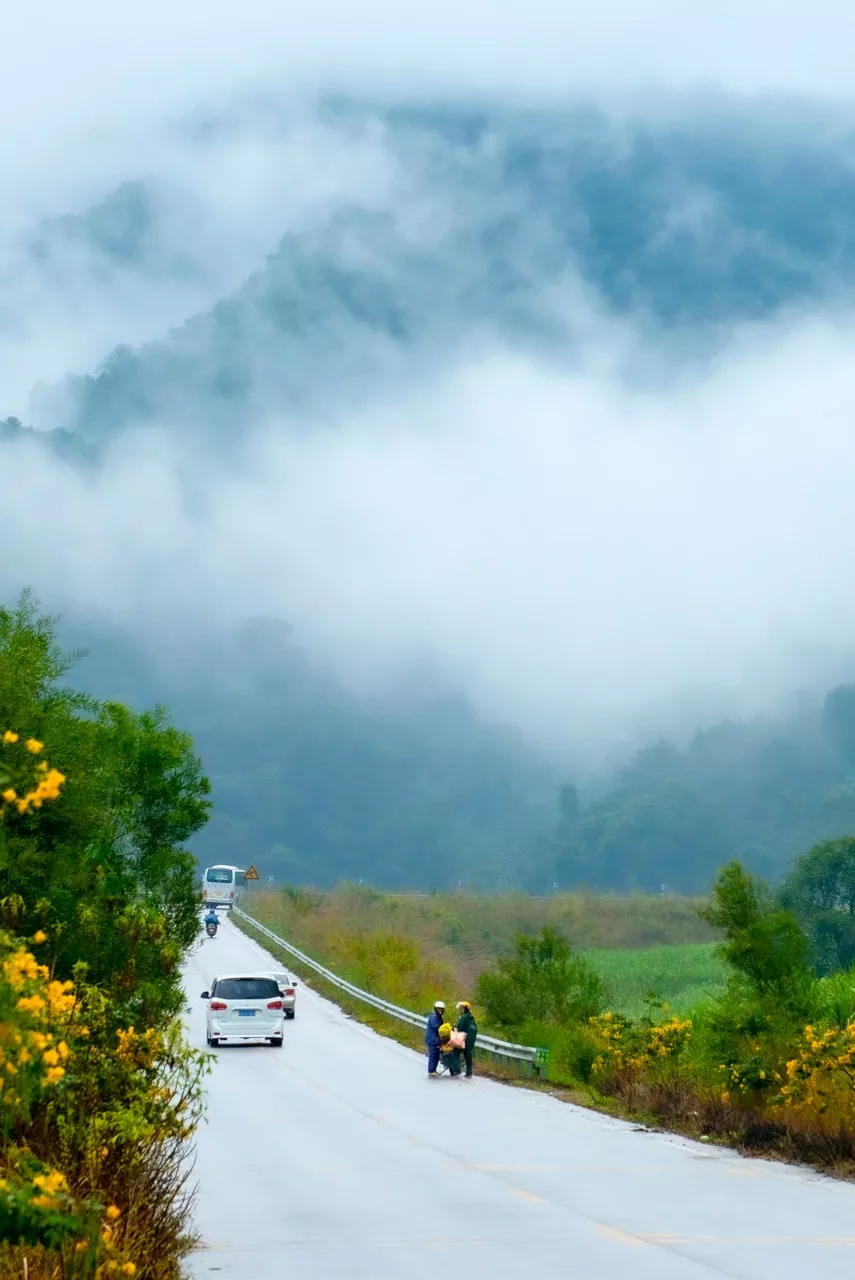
[586,942,726,1017]
[247,886,724,1021]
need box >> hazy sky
[5,0,855,216]
[5,0,855,752]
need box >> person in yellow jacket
[437,1020,461,1076]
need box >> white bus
[202,864,247,909]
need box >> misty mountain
[27,182,159,270]
[0,416,99,466]
[29,100,855,440]
[538,684,855,894]
[57,614,855,892]
[6,95,855,893]
[59,618,557,890]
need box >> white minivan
[201,974,285,1047]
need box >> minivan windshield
[213,978,280,1001]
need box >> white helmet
[434,1000,445,1010]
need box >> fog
[4,1,855,759]
[6,309,855,748]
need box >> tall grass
[246,884,716,1013]
[586,943,726,1016]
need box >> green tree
[780,837,855,974]
[699,861,810,1001]
[476,926,606,1028]
[560,782,727,892]
[0,593,211,1020]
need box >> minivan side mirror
[201,991,210,999]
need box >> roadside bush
[0,594,212,1278]
[0,596,210,1022]
[698,861,811,1006]
[476,927,606,1028]
[0,927,208,1278]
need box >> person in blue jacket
[425,1000,446,1075]
[204,908,219,930]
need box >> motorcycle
[205,921,218,938]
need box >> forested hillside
[540,685,855,893]
[45,614,855,894]
[34,101,855,439]
[5,98,855,893]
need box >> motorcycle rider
[204,907,219,932]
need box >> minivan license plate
[238,1009,256,1017]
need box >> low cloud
[6,310,855,751]
[5,5,855,758]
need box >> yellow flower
[122,1265,137,1277]
[32,930,47,944]
[46,979,76,1016]
[105,1205,121,1222]
[16,994,46,1014]
[2,788,16,803]
[33,1171,67,1195]
[2,730,19,744]
[45,1065,65,1085]
[25,738,44,754]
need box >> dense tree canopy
[0,594,211,1020]
[780,837,855,974]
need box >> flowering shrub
[778,1022,855,1120]
[0,932,74,1115]
[1,922,207,1277]
[0,721,208,1279]
[0,929,104,1264]
[589,1009,692,1078]
[0,731,65,818]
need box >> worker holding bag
[454,1001,478,1078]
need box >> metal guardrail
[232,905,541,1072]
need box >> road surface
[184,915,855,1279]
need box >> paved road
[184,915,855,1280]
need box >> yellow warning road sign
[244,865,260,881]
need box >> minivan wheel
[271,1037,284,1048]
[285,1010,295,1020]
[209,1037,220,1048]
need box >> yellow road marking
[644,1235,855,1246]
[596,1224,650,1248]
[507,1186,545,1204]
